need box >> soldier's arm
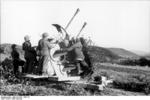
[22,43,26,50]
[70,41,82,49]
[36,40,41,50]
[47,41,57,49]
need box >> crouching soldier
[11,44,25,76]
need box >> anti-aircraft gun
[52,8,93,77]
[22,9,113,91]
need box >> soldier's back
[38,39,51,56]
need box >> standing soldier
[22,35,35,74]
[11,44,25,76]
[37,33,55,76]
[72,38,90,76]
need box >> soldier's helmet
[24,35,30,41]
[42,32,49,38]
[11,44,17,50]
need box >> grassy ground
[92,63,150,95]
[1,62,150,96]
[0,78,146,96]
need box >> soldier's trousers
[76,60,89,74]
[24,57,35,74]
[13,59,25,75]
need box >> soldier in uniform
[72,38,89,75]
[11,44,25,75]
[60,38,89,75]
[79,37,93,76]
[37,33,55,76]
[22,35,36,74]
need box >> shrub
[0,58,23,84]
[113,74,150,95]
[139,57,150,66]
[117,57,150,67]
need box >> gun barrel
[76,22,87,38]
[65,8,80,30]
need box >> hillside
[0,44,24,61]
[0,44,120,63]
[2,44,148,64]
[144,55,150,60]
[0,43,24,54]
[1,43,148,64]
[88,46,120,63]
[107,48,140,59]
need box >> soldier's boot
[77,63,83,75]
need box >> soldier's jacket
[37,38,54,56]
[73,41,85,61]
[11,50,19,60]
[65,41,85,62]
[22,41,35,58]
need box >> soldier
[70,38,91,76]
[22,35,35,74]
[11,44,25,75]
[73,39,85,74]
[79,37,93,76]
[37,33,55,76]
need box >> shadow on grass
[112,81,150,95]
[24,78,72,91]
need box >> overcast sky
[1,0,150,53]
